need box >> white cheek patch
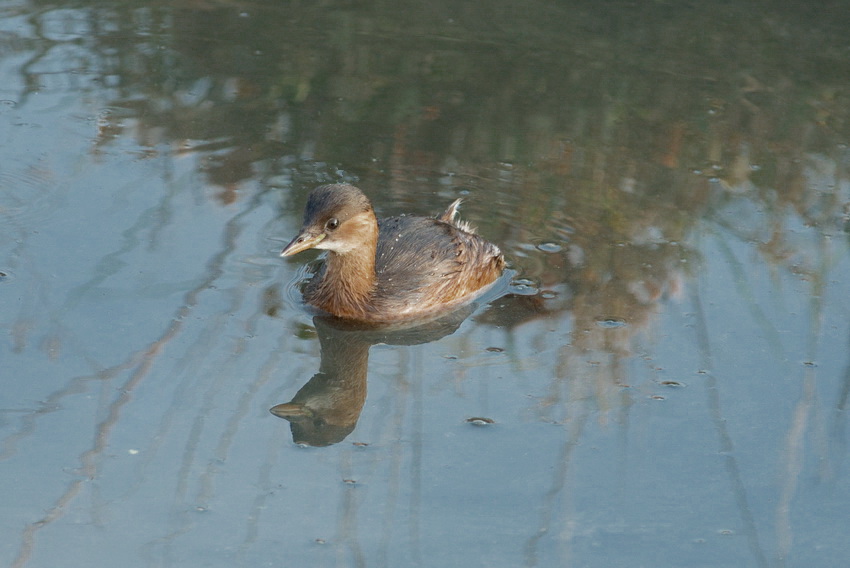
[315,239,357,253]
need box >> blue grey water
[1,2,848,567]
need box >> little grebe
[281,183,505,323]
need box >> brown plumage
[280,183,505,324]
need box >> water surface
[1,1,849,567]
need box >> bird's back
[373,214,504,317]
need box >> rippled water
[1,1,849,567]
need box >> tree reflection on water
[1,1,849,566]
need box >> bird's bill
[280,231,325,257]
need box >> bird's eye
[325,218,340,231]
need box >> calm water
[2,1,849,567]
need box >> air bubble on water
[466,417,495,426]
[596,318,627,329]
[510,277,539,295]
[536,242,562,253]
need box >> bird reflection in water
[270,307,475,446]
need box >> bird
[280,183,505,324]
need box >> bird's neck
[309,234,378,319]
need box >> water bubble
[466,417,495,426]
[536,242,562,253]
[485,346,504,353]
[510,278,539,295]
[596,317,627,329]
